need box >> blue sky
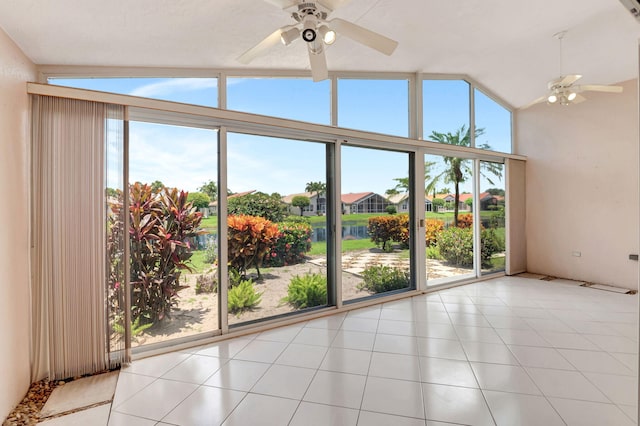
[53,77,508,196]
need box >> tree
[387,161,437,195]
[187,192,211,209]
[291,195,311,216]
[305,181,326,215]
[199,180,218,201]
[437,187,452,194]
[150,180,164,192]
[486,188,505,196]
[228,192,287,223]
[428,125,503,227]
[465,197,473,209]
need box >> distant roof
[385,193,408,204]
[281,192,314,204]
[209,189,256,207]
[341,192,374,204]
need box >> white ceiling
[1,0,639,108]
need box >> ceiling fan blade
[572,94,587,104]
[559,74,582,86]
[329,18,398,56]
[308,44,329,82]
[237,26,292,64]
[520,95,547,110]
[263,0,298,9]
[317,0,352,12]
[575,84,623,94]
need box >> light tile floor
[106,276,638,425]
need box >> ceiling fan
[237,0,399,82]
[523,31,623,108]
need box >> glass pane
[425,153,475,286]
[474,88,512,153]
[105,110,125,360]
[480,161,506,274]
[128,121,218,347]
[341,146,412,303]
[227,77,330,124]
[338,79,409,137]
[423,80,469,141]
[48,77,218,107]
[227,134,327,326]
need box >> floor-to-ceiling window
[341,146,413,302]
[479,160,506,275]
[127,121,219,348]
[424,152,476,286]
[226,133,329,326]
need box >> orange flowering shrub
[425,219,444,247]
[368,214,409,251]
[228,215,279,278]
[456,213,474,228]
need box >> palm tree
[387,162,437,195]
[428,125,503,227]
[305,181,326,215]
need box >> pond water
[312,221,369,242]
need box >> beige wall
[517,79,639,289]
[0,28,36,420]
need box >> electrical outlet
[571,251,581,257]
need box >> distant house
[387,192,434,212]
[386,193,410,213]
[479,192,503,210]
[282,192,326,216]
[341,192,390,214]
[433,193,472,212]
[208,190,256,215]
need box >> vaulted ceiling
[1,0,638,108]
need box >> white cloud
[129,78,217,98]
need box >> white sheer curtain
[30,95,126,381]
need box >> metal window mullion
[469,85,476,148]
[122,114,131,361]
[333,140,343,308]
[218,127,229,333]
[413,152,426,291]
[473,159,482,277]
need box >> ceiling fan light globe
[280,27,300,46]
[547,94,557,103]
[567,92,577,101]
[318,25,336,45]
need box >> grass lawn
[200,216,217,232]
[188,249,215,274]
[308,238,377,256]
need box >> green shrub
[228,277,262,314]
[228,191,287,223]
[426,245,442,260]
[358,265,410,293]
[282,216,311,225]
[282,273,327,309]
[113,317,153,337]
[437,226,504,267]
[437,227,474,266]
[481,228,504,267]
[385,205,397,214]
[264,221,312,267]
[195,273,217,294]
